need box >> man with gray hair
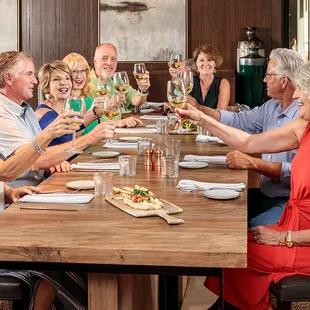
[188,48,305,226]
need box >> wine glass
[102,95,122,143]
[63,96,86,154]
[96,77,113,97]
[167,79,187,132]
[113,71,130,113]
[133,63,146,95]
[178,70,194,95]
[168,53,182,71]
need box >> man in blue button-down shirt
[188,48,305,226]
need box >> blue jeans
[247,188,288,227]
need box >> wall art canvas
[0,0,19,52]
[99,0,187,61]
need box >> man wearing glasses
[188,48,304,226]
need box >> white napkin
[139,108,155,114]
[103,141,137,149]
[196,135,222,143]
[19,193,95,204]
[177,180,246,192]
[115,127,157,134]
[140,115,168,120]
[183,155,227,165]
[72,162,119,170]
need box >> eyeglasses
[72,68,88,76]
[264,72,291,82]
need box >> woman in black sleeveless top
[188,44,230,109]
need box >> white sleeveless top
[0,182,5,212]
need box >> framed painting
[99,0,187,61]
[0,0,19,52]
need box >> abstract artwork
[99,0,187,61]
[0,0,19,52]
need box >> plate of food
[179,162,208,169]
[105,185,184,224]
[92,151,120,158]
[170,120,197,134]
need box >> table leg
[158,275,179,310]
[88,273,118,310]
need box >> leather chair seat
[0,276,28,300]
[270,275,310,302]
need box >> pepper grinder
[154,148,164,170]
[144,149,154,167]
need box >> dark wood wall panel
[20,0,283,107]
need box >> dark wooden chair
[0,276,29,310]
[270,275,310,310]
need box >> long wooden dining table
[0,125,248,310]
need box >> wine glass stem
[72,131,76,150]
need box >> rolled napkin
[140,115,168,120]
[72,162,120,171]
[177,179,246,192]
[146,102,166,108]
[103,141,137,149]
[196,135,221,143]
[115,127,157,134]
[183,155,227,165]
[139,108,155,113]
[19,193,95,204]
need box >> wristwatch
[92,106,101,123]
[285,231,294,248]
[139,89,149,96]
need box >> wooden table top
[0,130,248,269]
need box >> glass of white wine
[178,70,194,95]
[168,53,182,71]
[63,96,86,154]
[167,79,187,133]
[113,71,130,113]
[133,63,146,96]
[102,95,122,143]
[96,77,113,97]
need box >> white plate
[179,162,208,169]
[146,124,157,128]
[203,189,240,200]
[92,151,120,158]
[66,180,95,190]
[140,108,155,113]
[118,136,143,142]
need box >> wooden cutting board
[105,196,184,225]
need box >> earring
[45,94,50,99]
[213,68,217,74]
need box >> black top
[190,75,222,109]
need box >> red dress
[205,123,310,310]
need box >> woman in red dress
[176,62,310,310]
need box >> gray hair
[295,62,310,97]
[0,51,33,88]
[269,48,305,83]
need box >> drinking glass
[93,172,113,197]
[167,79,187,132]
[156,119,168,134]
[178,70,194,95]
[133,63,146,96]
[113,71,130,112]
[168,53,182,72]
[119,155,136,176]
[63,96,86,154]
[137,138,152,155]
[96,77,113,97]
[161,155,179,178]
[164,139,181,158]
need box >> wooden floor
[182,277,218,310]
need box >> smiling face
[10,58,37,103]
[71,67,87,90]
[195,52,216,76]
[293,85,310,121]
[49,69,72,101]
[94,44,118,78]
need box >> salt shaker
[144,148,153,167]
[154,148,164,170]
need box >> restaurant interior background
[0,0,309,108]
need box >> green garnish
[133,189,149,196]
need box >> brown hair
[0,51,33,88]
[38,60,72,95]
[62,53,91,96]
[192,44,223,68]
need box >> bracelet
[32,138,46,155]
[139,90,149,96]
[92,107,101,124]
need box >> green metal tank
[239,47,267,109]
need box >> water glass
[137,138,152,155]
[164,139,181,158]
[162,156,179,178]
[197,125,212,137]
[167,113,177,129]
[119,155,136,176]
[93,172,114,196]
[156,119,168,134]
